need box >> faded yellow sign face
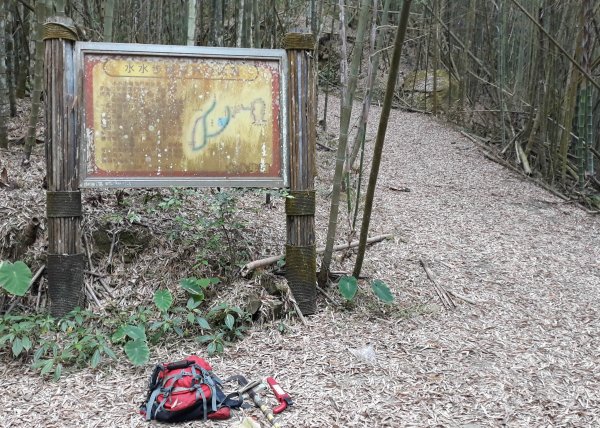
[83,52,284,184]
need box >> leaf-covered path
[2,97,599,427]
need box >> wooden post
[283,33,317,315]
[44,16,84,317]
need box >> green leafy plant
[207,303,250,341]
[111,323,150,366]
[338,276,358,300]
[146,288,186,340]
[371,279,394,303]
[1,309,117,380]
[197,331,226,355]
[194,303,250,356]
[179,277,216,330]
[337,275,394,304]
[153,289,173,312]
[0,315,37,358]
[0,261,32,296]
[158,188,184,211]
[0,269,250,376]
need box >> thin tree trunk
[15,3,29,99]
[350,0,392,231]
[582,0,594,175]
[558,36,582,185]
[353,0,412,278]
[321,6,336,131]
[212,0,223,46]
[508,0,599,92]
[497,0,506,146]
[310,0,317,36]
[23,0,46,162]
[242,0,250,47]
[347,0,391,171]
[0,0,8,149]
[432,0,439,115]
[187,0,197,45]
[103,0,114,42]
[237,0,244,47]
[252,0,259,48]
[55,0,65,14]
[5,14,16,117]
[318,0,371,285]
[82,0,94,33]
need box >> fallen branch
[317,141,335,151]
[30,264,46,287]
[289,295,308,326]
[420,259,456,310]
[35,277,45,311]
[85,281,101,307]
[106,230,118,273]
[316,284,340,307]
[241,234,393,276]
[83,234,115,298]
[446,290,477,305]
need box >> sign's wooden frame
[75,42,289,188]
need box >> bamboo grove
[0,0,598,205]
[402,0,599,205]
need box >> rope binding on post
[285,190,316,216]
[282,33,315,51]
[43,17,78,41]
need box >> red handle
[266,377,293,414]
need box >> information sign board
[76,43,288,188]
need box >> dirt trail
[2,97,599,427]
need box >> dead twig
[420,259,456,310]
[317,141,335,151]
[84,270,106,278]
[83,234,115,298]
[316,284,340,307]
[30,264,46,287]
[85,281,102,307]
[5,299,19,316]
[241,234,393,276]
[280,282,308,325]
[107,230,118,272]
[35,277,45,312]
[290,297,308,325]
[446,290,477,305]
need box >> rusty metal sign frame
[75,42,289,188]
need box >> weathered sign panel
[75,43,288,188]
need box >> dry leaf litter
[0,95,599,427]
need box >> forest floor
[1,94,600,427]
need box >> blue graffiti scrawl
[190,97,268,152]
[190,99,231,152]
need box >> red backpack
[140,355,243,422]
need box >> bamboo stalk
[508,0,600,92]
[0,0,8,149]
[24,1,46,162]
[103,0,114,41]
[319,0,372,285]
[186,0,197,46]
[353,0,412,278]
